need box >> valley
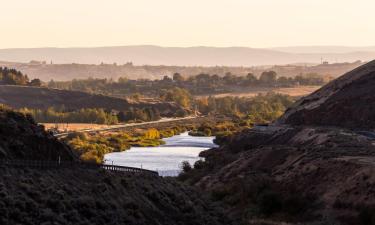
[2,1,375,224]
[2,59,375,224]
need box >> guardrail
[0,160,159,176]
[101,164,158,175]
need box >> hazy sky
[1,0,375,48]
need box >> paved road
[53,116,200,138]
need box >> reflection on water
[104,132,217,176]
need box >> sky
[1,0,375,49]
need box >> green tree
[160,87,192,108]
[29,78,42,87]
[246,73,257,85]
[259,71,277,85]
[173,73,184,82]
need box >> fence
[101,164,158,175]
[0,159,159,176]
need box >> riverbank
[62,116,240,164]
[105,132,217,176]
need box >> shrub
[359,206,375,225]
[175,109,188,117]
[203,128,212,136]
[193,160,205,170]
[66,132,88,141]
[256,190,282,215]
[143,128,160,139]
[80,150,101,164]
[180,161,192,173]
[211,187,230,201]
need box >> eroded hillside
[278,60,375,128]
[181,61,375,225]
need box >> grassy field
[196,86,321,98]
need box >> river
[104,132,218,176]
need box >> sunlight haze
[1,0,375,48]
[2,1,375,225]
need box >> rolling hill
[278,59,375,128]
[1,45,375,67]
[0,85,184,116]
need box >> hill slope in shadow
[0,85,184,117]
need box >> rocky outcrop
[277,60,375,129]
[0,107,75,160]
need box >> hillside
[277,60,375,128]
[0,167,232,225]
[0,107,75,160]
[0,104,230,225]
[0,85,184,117]
[181,61,375,224]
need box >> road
[53,116,200,138]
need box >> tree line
[19,107,162,125]
[196,92,294,122]
[17,91,292,126]
[0,67,42,86]
[47,71,327,97]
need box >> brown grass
[196,86,321,98]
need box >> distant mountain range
[271,46,375,54]
[0,45,375,66]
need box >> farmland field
[196,85,320,98]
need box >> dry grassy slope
[190,126,375,224]
[277,60,375,128]
[0,85,184,116]
[183,61,375,224]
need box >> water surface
[104,132,217,176]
